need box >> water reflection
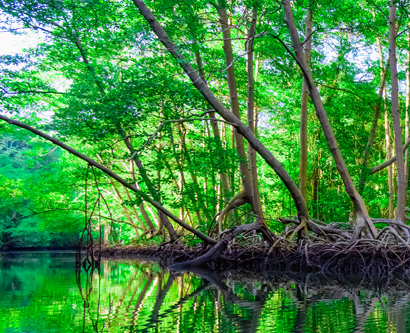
[1,252,410,332]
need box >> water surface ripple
[1,252,410,332]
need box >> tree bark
[386,106,395,219]
[246,9,264,220]
[282,0,377,239]
[389,2,406,223]
[299,9,312,201]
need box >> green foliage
[0,0,409,246]
[0,125,83,249]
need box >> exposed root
[96,240,410,276]
[95,214,410,276]
[172,221,274,269]
[209,191,248,237]
[279,217,351,242]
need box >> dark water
[1,252,410,332]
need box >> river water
[1,252,410,332]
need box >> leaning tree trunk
[389,2,406,224]
[117,126,178,242]
[299,9,312,201]
[132,0,309,234]
[131,0,311,266]
[0,114,216,245]
[282,0,377,239]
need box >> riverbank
[95,241,410,276]
[5,251,410,332]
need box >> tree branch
[0,114,216,245]
[370,138,410,174]
[132,0,309,222]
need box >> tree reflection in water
[75,258,410,333]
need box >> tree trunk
[195,50,231,203]
[357,38,389,194]
[0,115,216,244]
[96,155,145,234]
[246,9,264,220]
[389,2,406,223]
[299,9,312,201]
[405,30,410,204]
[216,5,254,208]
[118,128,179,241]
[133,0,309,227]
[385,102,395,219]
[282,0,377,239]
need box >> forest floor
[94,240,410,277]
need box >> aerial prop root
[208,191,248,237]
[279,217,410,247]
[76,164,112,270]
[172,221,275,269]
[279,217,351,242]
